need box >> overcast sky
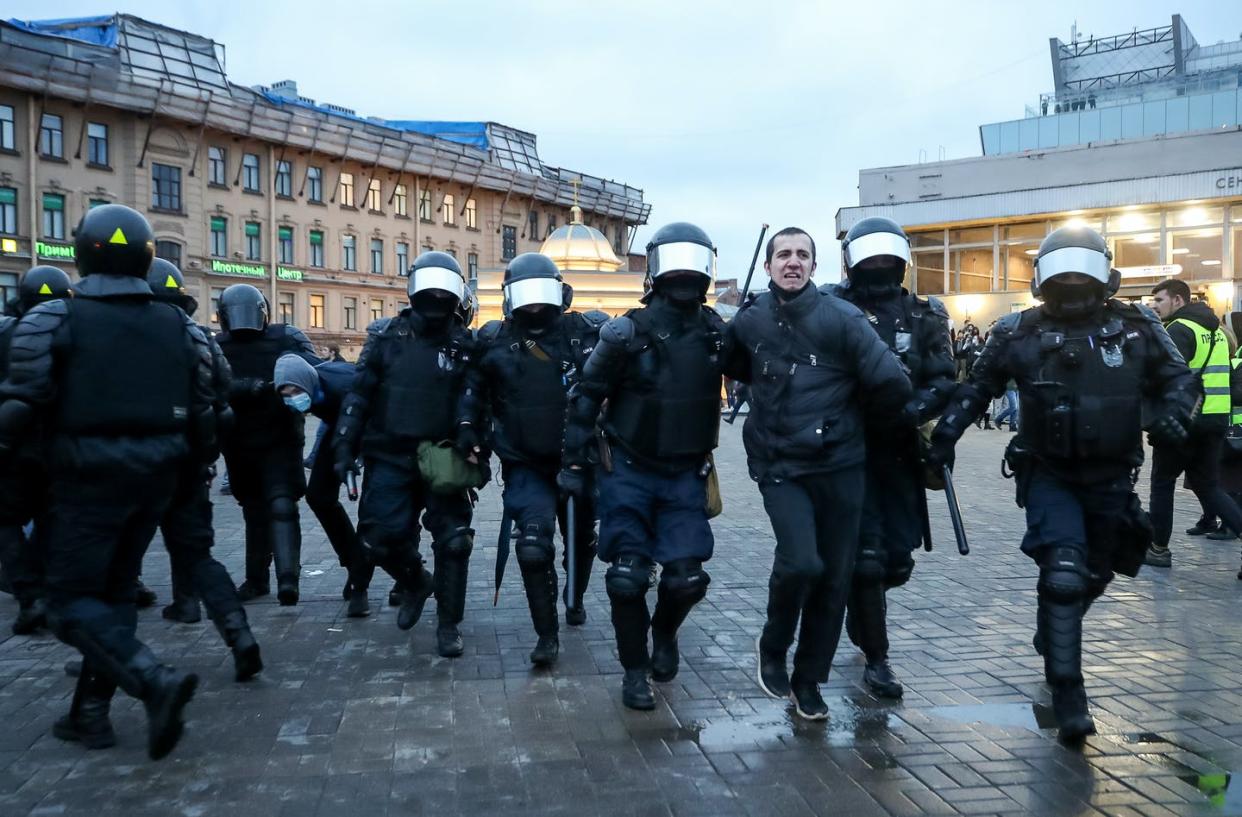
[10,1,1242,281]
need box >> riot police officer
[458,252,604,666]
[928,226,1196,743]
[144,260,262,680]
[0,265,72,634]
[215,284,319,605]
[561,222,728,710]
[0,204,216,758]
[829,218,956,699]
[334,251,478,657]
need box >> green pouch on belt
[417,440,485,494]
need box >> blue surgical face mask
[283,393,312,413]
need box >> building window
[151,163,182,212]
[278,226,294,264]
[502,225,517,261]
[342,235,357,270]
[911,251,945,296]
[275,160,293,198]
[528,210,538,239]
[339,172,354,207]
[0,188,16,234]
[88,198,109,209]
[309,229,324,267]
[210,216,227,257]
[42,193,65,239]
[370,298,383,322]
[0,105,14,151]
[465,198,477,230]
[307,166,323,202]
[467,252,478,283]
[208,146,227,186]
[242,153,261,192]
[396,241,409,276]
[244,221,262,260]
[277,292,294,324]
[547,214,557,237]
[615,225,625,255]
[39,113,63,158]
[446,248,457,260]
[87,122,108,166]
[394,184,408,217]
[343,296,357,330]
[155,240,182,269]
[370,238,384,274]
[366,178,382,212]
[210,287,224,324]
[443,194,455,226]
[418,188,432,221]
[309,293,325,328]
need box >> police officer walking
[143,259,263,681]
[727,227,913,720]
[1145,278,1242,567]
[928,226,1196,742]
[0,205,216,758]
[459,252,605,666]
[0,265,73,635]
[334,251,478,657]
[215,284,320,605]
[562,223,729,710]
[829,218,956,699]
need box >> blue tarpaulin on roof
[5,16,118,48]
[383,121,489,151]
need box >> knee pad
[853,544,887,587]
[269,495,299,522]
[884,552,915,589]
[658,558,710,606]
[515,522,554,569]
[1038,546,1087,603]
[438,527,474,560]
[605,555,653,602]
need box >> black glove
[232,377,270,399]
[557,466,586,499]
[333,449,361,485]
[924,437,956,472]
[1147,413,1190,449]
[901,398,925,429]
[454,423,481,459]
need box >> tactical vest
[1169,317,1230,416]
[604,307,723,460]
[56,299,192,436]
[373,320,469,442]
[1016,312,1145,465]
[0,316,16,382]
[217,324,305,445]
[491,318,594,460]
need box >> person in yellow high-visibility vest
[1147,279,1242,567]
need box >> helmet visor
[222,302,266,332]
[845,231,911,268]
[650,241,716,280]
[409,266,465,300]
[1035,246,1111,287]
[505,277,563,310]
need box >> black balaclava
[512,304,561,338]
[653,272,708,310]
[848,259,905,301]
[411,289,458,328]
[1040,278,1107,323]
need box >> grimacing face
[765,233,816,293]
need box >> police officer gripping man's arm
[824,218,956,702]
[333,251,479,659]
[0,205,217,760]
[926,226,1197,745]
[723,226,913,721]
[457,252,605,668]
[560,222,730,711]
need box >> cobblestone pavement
[1,424,1241,816]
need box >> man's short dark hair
[1152,279,1191,303]
[765,227,816,265]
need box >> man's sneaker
[436,625,464,658]
[789,679,829,721]
[755,636,790,699]
[622,669,655,711]
[347,590,370,618]
[529,636,559,667]
[863,660,904,699]
[1144,545,1172,568]
[237,581,270,602]
[1186,520,1220,536]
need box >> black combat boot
[522,564,560,667]
[134,580,157,609]
[649,566,708,683]
[434,549,468,658]
[161,595,202,624]
[397,563,434,631]
[211,610,263,682]
[609,584,654,710]
[139,663,199,760]
[851,585,903,699]
[347,589,371,618]
[1052,682,1095,743]
[53,663,117,749]
[12,597,47,635]
[237,580,270,602]
[1042,597,1094,743]
[755,634,790,699]
[622,669,655,710]
[271,506,301,606]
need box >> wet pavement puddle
[925,701,1058,733]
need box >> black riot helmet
[17,265,73,315]
[455,285,478,327]
[73,204,155,278]
[1032,226,1118,320]
[843,217,910,292]
[502,252,564,324]
[146,257,198,317]
[646,222,716,304]
[218,283,269,334]
[408,251,465,321]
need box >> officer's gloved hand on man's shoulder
[1147,412,1191,449]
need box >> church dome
[539,205,622,272]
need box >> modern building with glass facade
[0,15,650,354]
[837,14,1242,328]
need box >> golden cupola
[539,205,623,273]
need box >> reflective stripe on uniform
[1171,318,1231,415]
